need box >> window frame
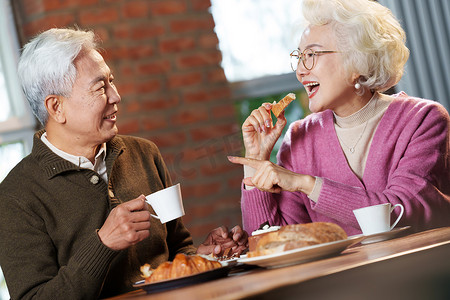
[0,0,35,148]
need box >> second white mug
[353,203,404,235]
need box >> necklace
[335,93,378,154]
[337,120,368,153]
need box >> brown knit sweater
[0,130,196,299]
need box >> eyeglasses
[290,49,339,71]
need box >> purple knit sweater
[241,93,450,235]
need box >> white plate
[219,254,247,266]
[237,235,364,268]
[355,226,411,244]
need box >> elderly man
[0,28,247,299]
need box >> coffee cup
[145,183,185,224]
[353,203,404,235]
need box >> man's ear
[45,95,66,123]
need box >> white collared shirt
[41,133,108,183]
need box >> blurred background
[0,0,448,298]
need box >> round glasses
[290,49,339,71]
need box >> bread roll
[248,222,347,257]
[271,93,296,117]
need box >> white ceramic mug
[353,203,404,235]
[145,183,185,224]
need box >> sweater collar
[32,129,126,179]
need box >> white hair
[17,28,97,125]
[301,0,410,92]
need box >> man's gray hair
[18,28,97,125]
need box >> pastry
[271,93,296,117]
[140,253,222,283]
[247,222,347,257]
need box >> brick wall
[12,0,245,245]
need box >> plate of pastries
[239,222,364,268]
[135,253,232,294]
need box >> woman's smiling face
[296,24,360,117]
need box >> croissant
[141,253,222,283]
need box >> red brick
[199,33,219,49]
[168,72,203,89]
[212,103,237,119]
[192,0,211,11]
[138,60,171,76]
[23,14,76,37]
[136,79,163,94]
[183,90,210,103]
[22,0,44,15]
[183,86,231,104]
[228,176,244,189]
[112,24,165,40]
[150,1,187,15]
[171,107,209,125]
[93,28,110,43]
[117,119,140,135]
[122,0,150,18]
[103,44,154,61]
[142,115,168,131]
[182,182,221,198]
[114,82,136,98]
[186,222,219,243]
[42,0,97,11]
[190,123,237,142]
[147,132,187,148]
[207,68,227,83]
[116,65,135,78]
[131,25,165,40]
[123,100,141,113]
[141,95,179,111]
[79,7,119,25]
[170,16,214,33]
[159,37,196,53]
[201,159,240,176]
[210,86,231,99]
[177,51,222,69]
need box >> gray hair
[17,28,97,125]
[301,0,410,92]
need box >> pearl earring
[354,82,361,90]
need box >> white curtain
[379,0,450,110]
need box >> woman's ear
[351,73,361,84]
[45,95,66,123]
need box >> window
[0,1,35,298]
[0,0,35,183]
[210,1,309,162]
[210,0,305,82]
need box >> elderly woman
[229,0,450,235]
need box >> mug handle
[390,204,404,230]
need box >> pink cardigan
[241,93,450,235]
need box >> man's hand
[97,195,151,251]
[196,225,249,256]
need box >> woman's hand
[228,156,315,195]
[242,103,287,161]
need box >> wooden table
[109,227,450,300]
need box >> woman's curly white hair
[301,0,410,92]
